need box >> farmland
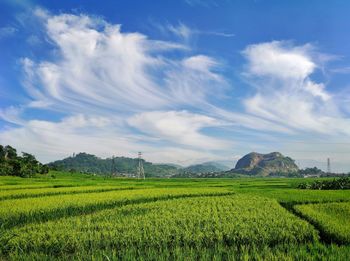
[0,172,350,260]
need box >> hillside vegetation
[49,152,178,177]
[298,177,350,190]
[49,153,231,177]
[0,145,48,177]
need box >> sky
[1,0,350,172]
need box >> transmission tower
[327,158,331,174]
[137,152,145,179]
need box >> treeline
[298,177,350,190]
[0,145,49,177]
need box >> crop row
[294,202,350,244]
[0,195,318,258]
[0,185,140,200]
[242,188,350,206]
[0,188,233,229]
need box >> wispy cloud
[0,26,17,38]
[167,22,192,41]
[241,41,350,135]
[0,8,231,163]
[330,66,350,74]
[128,110,230,150]
[184,0,220,8]
[156,22,234,42]
[19,11,226,113]
[0,113,225,163]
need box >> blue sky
[1,0,350,171]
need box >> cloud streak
[0,9,231,163]
[128,110,230,150]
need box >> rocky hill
[233,152,299,176]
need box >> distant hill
[50,152,301,178]
[232,152,299,176]
[48,153,179,177]
[181,162,230,174]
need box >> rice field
[0,172,349,260]
[294,201,350,244]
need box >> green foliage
[48,152,179,177]
[0,187,232,229]
[297,177,350,190]
[268,171,302,177]
[294,202,350,244]
[1,174,350,260]
[1,195,318,258]
[299,167,324,176]
[0,145,48,177]
[0,185,137,201]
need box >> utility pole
[137,152,145,179]
[327,158,331,174]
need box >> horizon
[1,0,350,172]
[20,149,344,173]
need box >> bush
[298,177,350,190]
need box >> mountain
[48,152,179,177]
[232,152,299,176]
[181,162,230,174]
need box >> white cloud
[243,41,316,80]
[128,110,230,150]
[0,10,231,164]
[24,13,170,112]
[182,55,219,75]
[0,114,224,164]
[166,55,226,105]
[167,22,192,41]
[20,11,225,114]
[0,106,25,125]
[241,41,350,136]
[164,22,234,41]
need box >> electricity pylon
[137,152,145,179]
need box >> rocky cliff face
[234,152,299,176]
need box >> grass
[0,185,139,200]
[0,187,233,229]
[1,195,317,255]
[0,172,349,260]
[294,202,350,244]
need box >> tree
[0,145,48,177]
[4,145,17,160]
[0,145,5,161]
